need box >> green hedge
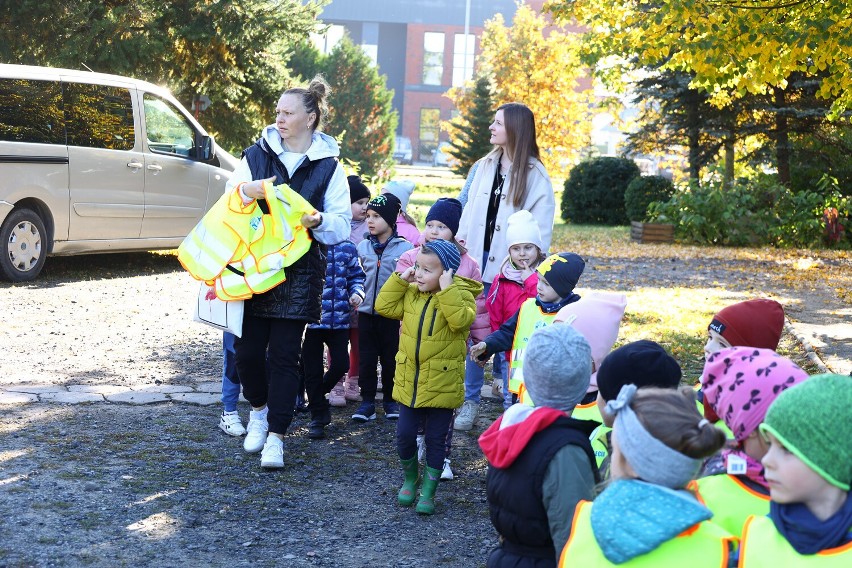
[624,175,675,222]
[561,157,640,225]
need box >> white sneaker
[260,436,284,469]
[454,400,478,431]
[218,411,246,437]
[416,434,425,463]
[441,458,454,481]
[243,411,269,453]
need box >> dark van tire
[0,208,48,282]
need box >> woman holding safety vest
[226,76,351,469]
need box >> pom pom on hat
[555,292,627,392]
[537,253,585,298]
[523,324,592,412]
[703,347,807,442]
[596,340,682,402]
[709,299,785,350]
[505,210,543,252]
[422,239,461,272]
[425,198,463,236]
[760,373,851,490]
[347,175,371,203]
[383,180,415,211]
[367,193,402,229]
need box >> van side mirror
[197,135,215,161]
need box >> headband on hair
[607,384,702,489]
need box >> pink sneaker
[328,383,347,407]
[344,377,362,402]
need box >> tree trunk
[775,87,791,186]
[686,90,701,180]
[723,135,735,188]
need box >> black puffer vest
[242,138,336,322]
[486,417,599,568]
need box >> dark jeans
[397,403,453,470]
[302,327,350,414]
[358,312,400,403]
[234,314,306,434]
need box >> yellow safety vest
[560,501,736,568]
[510,298,560,397]
[689,474,770,536]
[739,514,852,567]
[589,423,610,471]
[572,400,603,423]
[178,182,315,300]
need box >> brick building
[316,0,547,163]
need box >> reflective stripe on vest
[589,423,610,469]
[739,514,852,567]
[689,475,769,536]
[509,299,559,395]
[559,501,735,568]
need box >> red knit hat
[708,299,785,350]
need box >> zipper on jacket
[428,306,438,336]
[410,295,432,407]
[371,256,382,315]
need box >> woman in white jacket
[454,102,556,431]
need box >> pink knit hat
[555,292,627,392]
[702,346,808,441]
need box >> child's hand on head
[439,268,454,290]
[349,294,363,308]
[400,266,416,282]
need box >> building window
[452,34,476,87]
[422,32,445,85]
[310,24,345,55]
[418,108,441,162]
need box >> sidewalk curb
[784,317,830,374]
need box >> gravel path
[1,246,849,567]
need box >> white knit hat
[505,210,543,251]
[383,180,415,212]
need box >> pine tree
[445,74,496,177]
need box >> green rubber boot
[415,465,442,515]
[398,457,420,506]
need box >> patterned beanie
[760,373,851,490]
[523,324,592,412]
[347,175,371,203]
[422,239,461,272]
[366,192,401,229]
[425,198,463,236]
[703,347,808,442]
[709,299,785,350]
[596,340,682,402]
[536,252,585,298]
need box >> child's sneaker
[454,400,478,431]
[416,434,425,463]
[440,458,454,481]
[351,401,376,422]
[328,383,346,407]
[344,378,362,402]
[243,410,269,453]
[260,436,284,469]
[218,410,246,436]
[383,400,400,420]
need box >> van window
[0,78,65,144]
[143,94,195,157]
[64,82,135,151]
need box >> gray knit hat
[761,373,852,490]
[523,324,591,412]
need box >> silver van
[0,64,237,281]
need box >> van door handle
[147,164,163,172]
[127,161,143,169]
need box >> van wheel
[0,208,48,282]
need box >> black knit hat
[597,340,682,402]
[536,252,585,298]
[367,192,401,229]
[347,175,371,203]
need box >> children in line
[300,233,365,439]
[559,385,734,566]
[376,239,481,515]
[329,174,371,407]
[479,324,600,566]
[691,347,808,535]
[739,373,851,565]
[396,197,487,480]
[480,210,545,413]
[352,193,413,422]
[471,252,585,405]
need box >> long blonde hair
[498,102,540,208]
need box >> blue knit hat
[425,198,463,235]
[422,239,461,272]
